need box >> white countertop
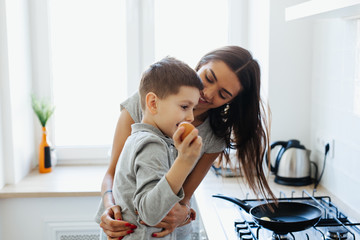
[1,165,358,239]
[0,165,106,198]
[194,169,360,240]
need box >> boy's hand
[173,124,202,166]
[165,124,202,201]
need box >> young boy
[112,57,203,239]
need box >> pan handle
[212,194,252,212]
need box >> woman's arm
[100,109,137,238]
[101,109,133,205]
[181,152,221,204]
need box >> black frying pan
[212,194,322,234]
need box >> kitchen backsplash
[310,18,360,217]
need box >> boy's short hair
[139,57,203,110]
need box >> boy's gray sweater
[113,123,184,239]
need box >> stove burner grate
[326,226,349,240]
[271,232,295,240]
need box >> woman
[96,46,275,239]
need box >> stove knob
[234,220,246,227]
[235,223,248,232]
[238,229,251,238]
[241,236,253,240]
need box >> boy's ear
[145,92,158,114]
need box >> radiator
[57,231,99,240]
[45,218,100,240]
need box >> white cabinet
[0,197,101,240]
[286,0,360,21]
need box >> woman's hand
[100,205,137,239]
[140,202,195,238]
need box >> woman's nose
[203,86,215,102]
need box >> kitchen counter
[194,169,360,240]
[1,165,359,239]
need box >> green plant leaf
[31,94,55,127]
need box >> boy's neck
[141,113,157,127]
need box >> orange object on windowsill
[39,127,52,173]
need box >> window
[35,0,237,163]
[47,0,126,162]
[49,0,127,146]
[154,0,228,68]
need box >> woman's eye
[219,92,226,100]
[205,74,214,83]
[181,105,188,110]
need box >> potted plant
[31,95,55,173]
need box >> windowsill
[0,165,107,198]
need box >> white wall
[268,0,313,147]
[0,108,4,190]
[247,0,270,100]
[267,0,360,217]
[228,0,249,48]
[0,0,8,189]
[0,0,36,185]
[311,18,360,217]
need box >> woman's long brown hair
[196,46,275,200]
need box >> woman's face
[196,60,242,112]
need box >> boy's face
[153,86,200,138]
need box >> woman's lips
[199,96,209,104]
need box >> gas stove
[212,190,360,240]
